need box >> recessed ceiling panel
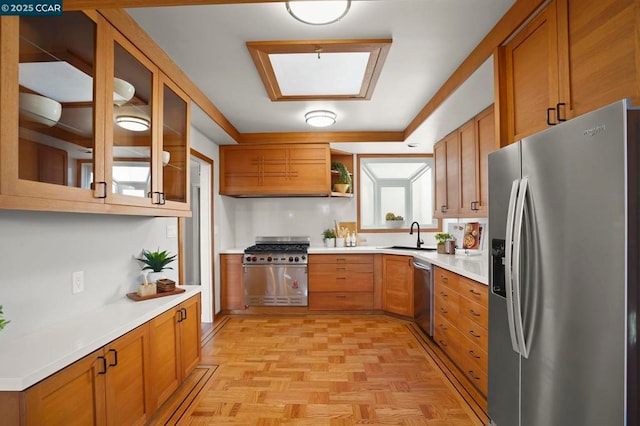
[270,52,370,96]
[247,39,391,102]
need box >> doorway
[180,151,214,323]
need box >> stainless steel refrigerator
[488,99,639,426]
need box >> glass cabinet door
[106,31,157,207]
[11,11,103,202]
[159,76,189,208]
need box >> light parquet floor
[173,315,485,425]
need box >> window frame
[357,154,442,233]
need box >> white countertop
[0,285,201,391]
[222,246,488,284]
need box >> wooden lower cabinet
[382,254,415,317]
[433,266,488,403]
[308,254,376,310]
[2,294,201,425]
[220,254,245,311]
[23,324,152,426]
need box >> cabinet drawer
[309,272,373,292]
[458,315,488,350]
[310,254,373,264]
[458,276,488,306]
[434,267,460,290]
[434,285,459,326]
[309,263,373,274]
[433,317,460,360]
[308,292,374,310]
[459,296,488,329]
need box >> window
[358,155,438,232]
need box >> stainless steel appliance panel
[517,100,626,426]
[488,100,634,426]
[243,264,308,307]
[413,260,433,337]
[488,142,522,426]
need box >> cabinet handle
[440,275,448,282]
[469,330,481,338]
[469,350,481,359]
[546,107,558,126]
[108,349,118,367]
[160,192,166,205]
[440,291,448,298]
[93,181,107,199]
[469,309,481,317]
[438,323,448,331]
[336,267,346,271]
[336,294,347,299]
[181,307,187,320]
[98,356,107,375]
[470,201,479,211]
[556,103,566,122]
[440,307,448,314]
[467,370,480,380]
[469,289,481,296]
[336,276,346,280]
[440,205,447,213]
[336,258,347,262]
[438,340,448,348]
[177,309,184,323]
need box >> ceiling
[126,0,515,153]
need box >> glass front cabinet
[0,12,190,215]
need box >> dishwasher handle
[412,261,432,271]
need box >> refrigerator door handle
[504,179,521,353]
[512,176,530,358]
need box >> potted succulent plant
[435,233,456,254]
[323,228,336,248]
[331,162,352,193]
[385,212,405,228]
[0,305,10,331]
[138,248,177,296]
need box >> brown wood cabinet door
[444,132,460,216]
[149,307,181,410]
[474,106,496,216]
[24,349,107,426]
[433,140,447,218]
[104,324,152,426]
[557,0,637,119]
[458,119,477,216]
[220,254,244,310]
[503,1,559,142]
[179,294,202,380]
[382,255,414,317]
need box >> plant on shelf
[331,162,352,193]
[385,212,404,221]
[0,305,10,331]
[322,228,336,239]
[434,233,456,254]
[137,248,177,272]
[385,212,405,228]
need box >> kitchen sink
[383,245,437,252]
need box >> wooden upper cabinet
[556,0,637,119]
[433,139,448,218]
[1,12,104,204]
[458,119,477,216]
[0,13,190,216]
[220,143,331,196]
[501,1,559,143]
[473,106,496,216]
[498,0,637,144]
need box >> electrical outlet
[166,223,178,238]
[72,271,85,294]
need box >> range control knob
[301,255,307,261]
[245,256,252,262]
[252,256,257,262]
[267,256,272,262]
[294,256,299,262]
[289,256,294,262]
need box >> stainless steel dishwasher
[413,260,433,337]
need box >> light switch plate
[72,271,84,294]
[166,224,178,238]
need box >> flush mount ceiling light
[286,0,351,25]
[305,110,337,127]
[115,115,149,132]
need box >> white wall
[0,210,178,341]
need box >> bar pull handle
[469,289,481,296]
[512,177,530,358]
[108,349,118,367]
[546,107,557,125]
[505,179,521,354]
[98,356,107,375]
[469,309,481,317]
[468,350,481,359]
[438,340,448,348]
[440,205,447,213]
[93,181,107,199]
[440,307,448,314]
[469,330,481,338]
[438,324,448,331]
[468,370,480,380]
[556,102,566,122]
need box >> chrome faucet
[409,221,424,248]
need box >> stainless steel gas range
[243,236,310,307]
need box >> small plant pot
[386,220,404,229]
[335,238,346,248]
[437,240,456,254]
[333,183,350,193]
[325,238,335,248]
